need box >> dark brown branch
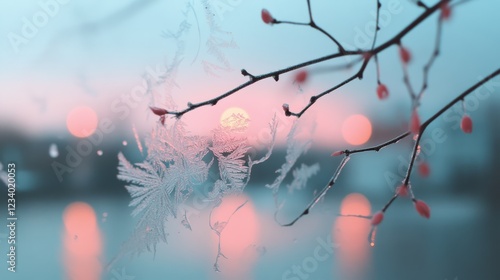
[309,57,364,75]
[260,1,347,52]
[406,68,500,184]
[283,68,500,226]
[278,156,350,227]
[344,132,411,156]
[337,214,372,219]
[376,68,500,214]
[417,16,443,100]
[306,0,345,53]
[168,51,352,117]
[272,0,448,117]
[416,1,430,10]
[166,1,448,118]
[289,59,370,117]
[402,59,417,99]
[371,0,382,51]
[372,0,382,84]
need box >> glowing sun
[220,107,250,130]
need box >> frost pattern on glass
[117,116,277,259]
[210,199,248,272]
[208,115,277,201]
[117,121,211,254]
[200,0,238,76]
[209,127,250,198]
[287,163,320,193]
[266,120,315,196]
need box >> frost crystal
[117,116,277,258]
[117,121,211,254]
[287,163,320,193]
[209,126,250,197]
[266,120,315,196]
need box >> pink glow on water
[62,202,102,280]
[333,193,372,280]
[210,195,259,279]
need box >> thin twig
[402,61,417,100]
[309,57,364,75]
[278,156,350,226]
[417,15,444,100]
[165,1,448,119]
[377,68,500,214]
[306,0,345,53]
[337,214,372,220]
[415,1,430,10]
[289,59,370,117]
[345,132,411,156]
[371,0,381,51]
[282,68,500,225]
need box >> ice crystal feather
[117,121,211,254]
[117,116,278,259]
[287,163,320,193]
[266,120,314,195]
[211,127,250,195]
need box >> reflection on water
[62,202,102,280]
[1,189,498,280]
[333,193,371,280]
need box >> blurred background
[1,0,499,279]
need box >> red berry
[396,184,408,196]
[377,83,389,100]
[419,162,430,177]
[440,2,452,20]
[371,211,384,226]
[399,46,411,64]
[150,106,168,116]
[414,200,431,219]
[261,9,274,24]
[410,109,421,135]
[461,115,473,134]
[295,70,308,84]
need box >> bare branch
[164,1,449,119]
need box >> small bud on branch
[377,83,389,100]
[261,9,274,25]
[295,70,308,84]
[414,199,431,219]
[150,106,168,116]
[331,150,344,157]
[461,115,473,134]
[440,2,452,20]
[371,211,384,226]
[399,45,412,64]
